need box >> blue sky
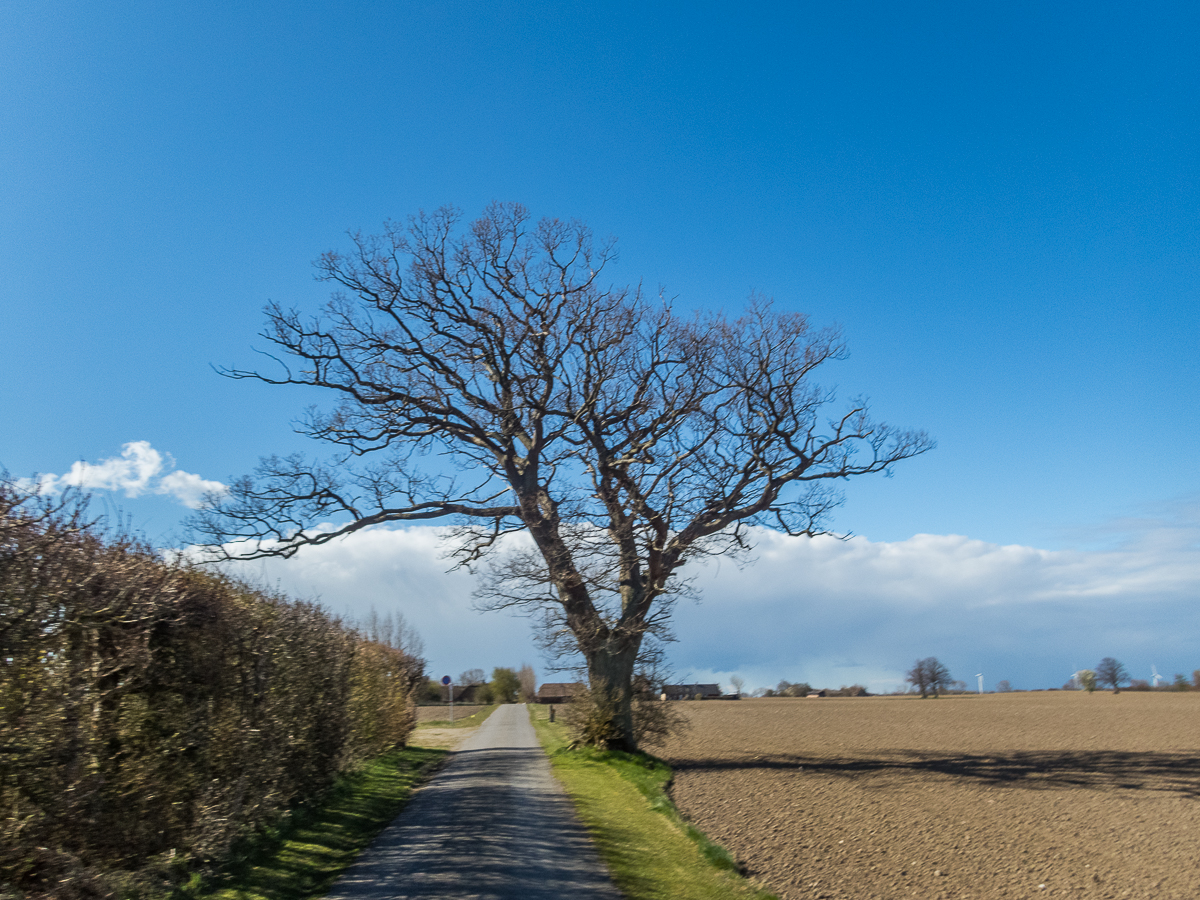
[3,2,1198,692]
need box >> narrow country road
[325,703,623,900]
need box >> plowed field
[416,704,490,723]
[660,693,1200,900]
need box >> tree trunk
[583,640,640,751]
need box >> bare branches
[193,203,933,749]
[190,454,521,561]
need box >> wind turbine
[976,673,984,694]
[1151,665,1164,688]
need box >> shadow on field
[671,750,1200,797]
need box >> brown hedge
[0,482,423,898]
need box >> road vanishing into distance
[326,703,622,900]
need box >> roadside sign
[442,675,454,722]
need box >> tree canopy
[193,203,933,749]
[1095,657,1128,693]
[907,657,953,698]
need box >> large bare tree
[192,203,932,750]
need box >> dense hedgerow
[0,481,424,899]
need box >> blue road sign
[441,675,452,686]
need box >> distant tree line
[0,482,425,899]
[761,680,813,697]
[726,655,1200,702]
[418,664,538,705]
[1070,658,1199,693]
[754,681,869,698]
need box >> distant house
[453,683,486,703]
[661,683,722,701]
[537,682,585,704]
[806,690,827,698]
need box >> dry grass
[409,705,500,750]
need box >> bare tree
[458,668,487,686]
[191,203,932,750]
[517,663,538,702]
[906,657,952,698]
[358,606,426,660]
[730,675,745,697]
[1095,657,1128,693]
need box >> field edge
[529,704,780,900]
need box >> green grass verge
[183,746,447,900]
[529,706,778,900]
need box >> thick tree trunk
[583,640,640,752]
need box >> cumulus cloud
[219,526,536,683]
[29,441,226,509]
[156,469,229,508]
[214,510,1200,696]
[675,521,1200,693]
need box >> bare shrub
[517,663,537,702]
[561,682,688,750]
[632,695,690,749]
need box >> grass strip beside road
[416,702,501,729]
[529,705,778,900]
[188,746,446,900]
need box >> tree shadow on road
[670,750,1200,797]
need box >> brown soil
[660,693,1200,900]
[416,704,490,723]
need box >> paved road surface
[326,703,623,900]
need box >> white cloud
[219,526,537,684]
[675,522,1200,693]
[211,511,1200,696]
[156,469,229,508]
[30,441,226,509]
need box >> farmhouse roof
[536,682,584,702]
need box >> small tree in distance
[458,668,487,687]
[517,663,538,702]
[767,680,813,697]
[1095,657,1128,693]
[1077,669,1097,693]
[906,657,952,698]
[489,667,521,703]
